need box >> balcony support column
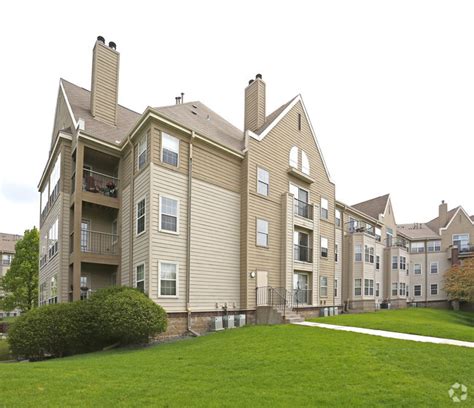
[72,141,84,301]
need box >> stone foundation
[294,306,342,319]
[160,310,256,338]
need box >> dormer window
[289,146,298,168]
[301,151,310,175]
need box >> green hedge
[8,287,167,360]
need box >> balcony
[385,237,409,250]
[458,244,474,257]
[294,244,313,263]
[83,169,119,198]
[294,199,313,220]
[70,230,119,256]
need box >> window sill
[159,228,179,235]
[158,295,179,299]
[136,231,146,238]
[256,245,270,249]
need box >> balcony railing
[294,289,312,306]
[458,243,474,254]
[78,230,119,256]
[294,244,313,263]
[385,237,409,250]
[83,169,119,198]
[294,199,313,220]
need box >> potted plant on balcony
[106,181,117,198]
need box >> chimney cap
[255,73,262,80]
[442,200,445,204]
[248,79,254,85]
[97,36,105,43]
[108,41,117,50]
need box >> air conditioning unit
[334,307,339,315]
[329,307,334,316]
[211,316,224,331]
[234,314,246,327]
[223,315,235,329]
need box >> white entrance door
[293,272,309,304]
[256,271,268,305]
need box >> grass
[0,340,12,361]
[309,308,474,342]
[0,325,472,407]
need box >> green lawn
[0,325,472,407]
[309,308,474,342]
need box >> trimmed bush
[89,287,168,345]
[8,287,167,360]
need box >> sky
[1,0,473,235]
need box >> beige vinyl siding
[189,178,240,310]
[441,210,474,251]
[121,147,133,188]
[51,89,75,150]
[192,142,241,193]
[121,185,131,286]
[149,164,188,312]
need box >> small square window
[161,133,179,167]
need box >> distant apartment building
[0,233,22,317]
[38,37,472,333]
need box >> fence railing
[256,286,294,316]
[82,169,119,198]
[294,289,312,308]
[294,199,313,220]
[294,244,313,263]
[458,243,474,254]
[79,230,119,255]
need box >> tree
[0,228,39,312]
[443,258,474,303]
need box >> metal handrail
[294,198,313,220]
[82,168,119,198]
[294,244,313,262]
[80,229,119,255]
[256,286,294,317]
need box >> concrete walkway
[293,321,474,348]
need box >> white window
[289,146,298,168]
[392,282,398,296]
[375,255,380,270]
[49,275,58,304]
[364,246,375,263]
[453,234,470,251]
[137,135,147,170]
[160,196,179,233]
[411,242,425,253]
[257,167,269,196]
[414,285,422,297]
[430,284,438,295]
[161,132,179,167]
[301,151,310,175]
[364,279,374,296]
[355,244,362,262]
[430,262,439,274]
[399,256,406,270]
[335,243,338,263]
[39,282,47,306]
[41,182,49,213]
[375,282,380,297]
[427,241,441,252]
[354,279,362,296]
[136,198,146,235]
[399,283,406,296]
[50,153,61,200]
[320,276,328,297]
[48,218,59,258]
[320,198,328,220]
[159,261,178,297]
[321,237,328,258]
[375,227,382,242]
[136,264,145,293]
[2,254,12,266]
[392,256,398,270]
[256,219,269,247]
[414,263,422,275]
[334,279,338,297]
[335,209,341,227]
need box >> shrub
[89,287,167,345]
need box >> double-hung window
[414,285,422,297]
[321,237,328,258]
[399,256,406,270]
[162,133,179,167]
[427,240,441,252]
[430,284,438,295]
[320,276,328,297]
[453,234,469,252]
[48,218,59,258]
[136,198,146,235]
[411,242,424,253]
[159,261,178,296]
[256,219,269,247]
[375,228,382,242]
[414,263,422,275]
[136,264,145,293]
[375,255,380,270]
[49,275,58,304]
[355,244,362,262]
[137,135,147,170]
[160,196,179,233]
[430,262,438,274]
[364,279,374,296]
[257,167,269,196]
[320,198,329,220]
[335,244,338,263]
[392,256,398,270]
[392,282,398,296]
[375,282,380,297]
[335,209,341,227]
[354,279,362,296]
[334,279,338,297]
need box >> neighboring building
[38,37,472,334]
[38,37,338,334]
[0,233,22,317]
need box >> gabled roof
[425,206,459,232]
[246,94,333,182]
[154,101,244,153]
[0,233,22,253]
[61,79,141,146]
[397,223,440,240]
[352,194,390,220]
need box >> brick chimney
[244,74,266,132]
[439,200,448,229]
[90,36,120,126]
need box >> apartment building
[0,233,22,317]
[38,37,337,333]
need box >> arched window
[289,146,298,168]
[302,151,310,175]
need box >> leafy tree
[0,228,39,312]
[444,258,474,303]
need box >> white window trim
[319,276,328,298]
[159,195,180,235]
[136,197,146,237]
[137,134,148,171]
[430,283,438,295]
[321,236,329,258]
[256,218,269,248]
[414,263,422,275]
[289,146,298,168]
[301,151,310,175]
[354,278,362,296]
[135,262,146,292]
[256,166,270,197]
[160,132,180,167]
[320,197,329,220]
[158,260,179,298]
[414,284,422,297]
[430,261,439,274]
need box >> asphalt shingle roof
[352,194,390,219]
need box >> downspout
[127,135,134,287]
[186,132,199,337]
